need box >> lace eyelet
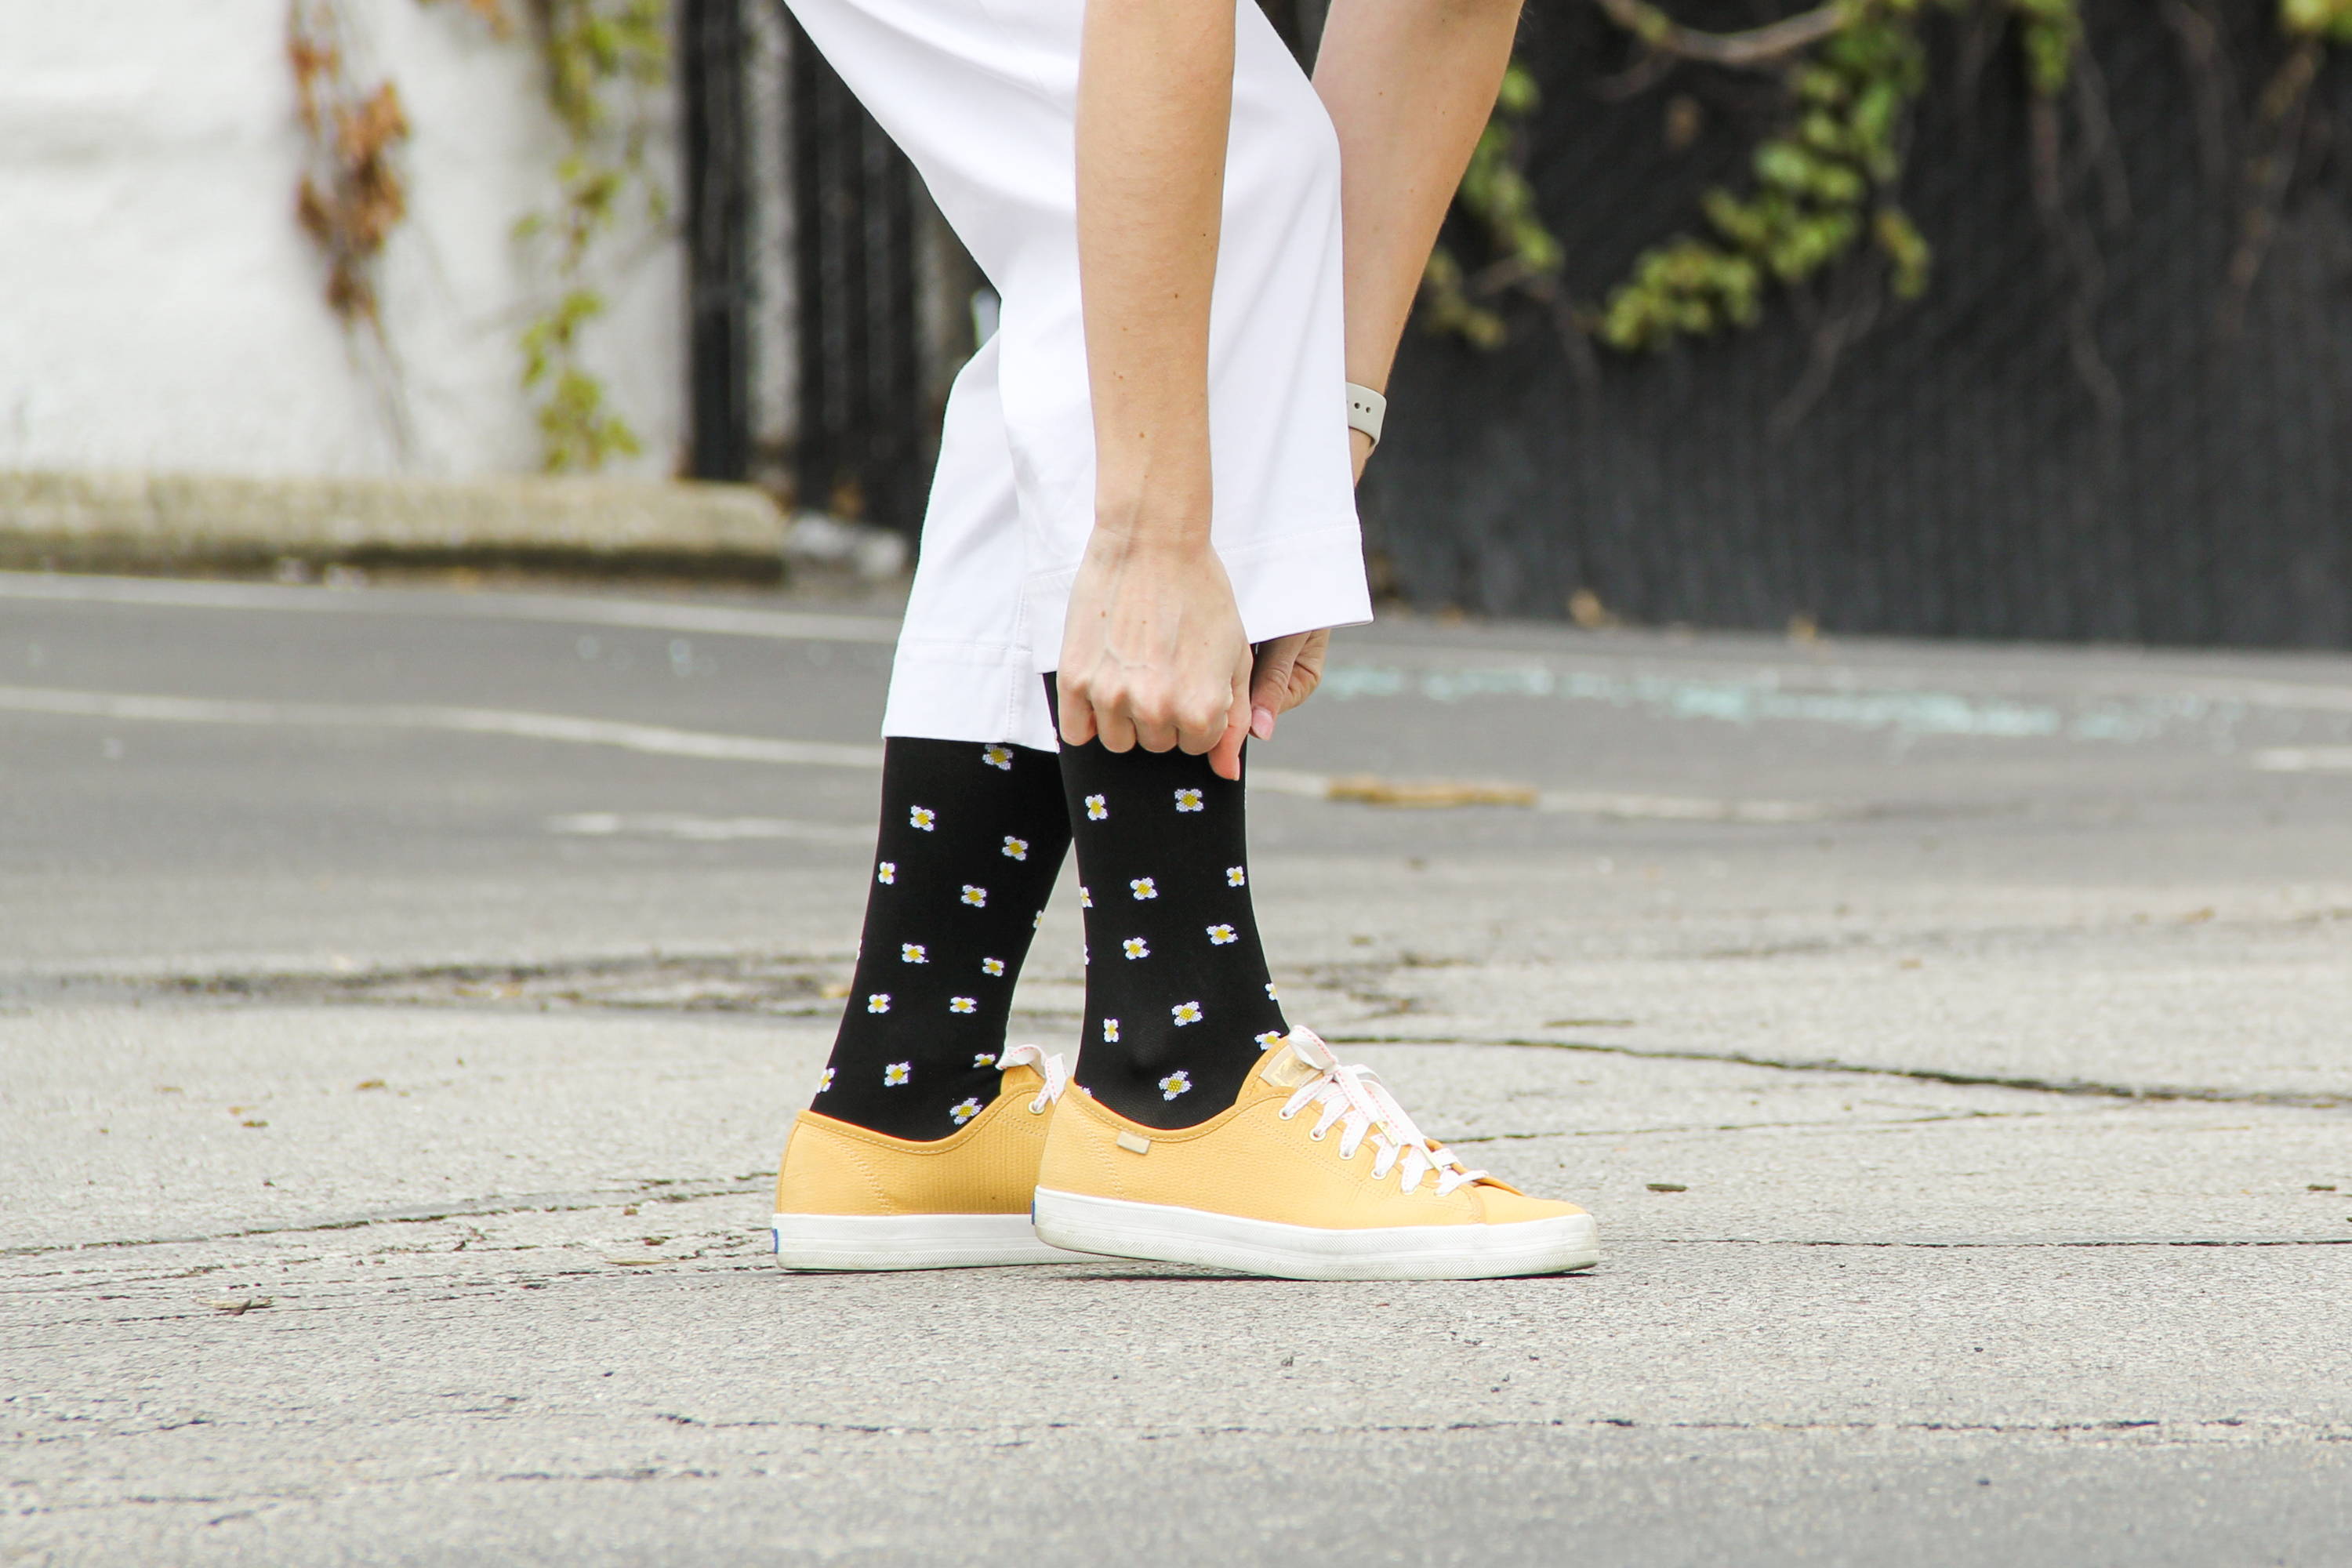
[1307,1127,1326,1142]
[1276,1108,1296,1120]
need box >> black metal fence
[681,0,928,532]
[1364,0,2352,647]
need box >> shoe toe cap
[1472,1185,1591,1226]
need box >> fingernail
[1250,706,1275,741]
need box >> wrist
[1091,486,1214,554]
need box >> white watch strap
[1345,382,1386,449]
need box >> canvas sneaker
[772,1044,1085,1270]
[1032,1028,1599,1279]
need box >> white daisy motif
[1266,981,1281,1000]
[1102,1018,1120,1043]
[901,943,928,964]
[818,1066,837,1091]
[950,1097,985,1125]
[1255,1031,1284,1051]
[1174,789,1204,812]
[1034,909,1045,929]
[1171,1000,1203,1027]
[1122,937,1149,960]
[866,993,891,1014]
[884,1062,911,1086]
[1159,1071,1192,1101]
[1083,943,1091,966]
[961,884,988,907]
[949,996,977,1014]
[1225,866,1247,887]
[1206,924,1237,945]
[982,956,1006,977]
[1130,877,1158,900]
[1002,836,1029,861]
[877,862,897,885]
[1084,793,1108,821]
[973,1052,997,1069]
[1080,886,1094,909]
[982,746,1014,771]
[909,805,937,831]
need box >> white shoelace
[996,1044,1068,1112]
[1274,1028,1486,1196]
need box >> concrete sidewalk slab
[0,470,788,576]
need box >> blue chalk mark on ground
[1319,664,2241,746]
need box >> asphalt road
[5,568,2352,1566]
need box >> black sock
[1045,677,1290,1130]
[815,737,1072,1139]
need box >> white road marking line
[0,685,884,769]
[1536,789,1831,822]
[2252,747,2352,772]
[546,813,873,843]
[0,571,902,644]
[2,681,1828,820]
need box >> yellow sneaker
[1033,1029,1599,1279]
[771,1044,1083,1270]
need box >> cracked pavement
[5,571,2352,1564]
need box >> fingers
[1249,633,1307,741]
[1208,714,1247,781]
[1283,628,1329,713]
[1055,670,1098,749]
[1212,644,1253,779]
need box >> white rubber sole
[1030,1189,1602,1280]
[771,1211,1084,1271]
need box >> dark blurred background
[688,0,2351,646]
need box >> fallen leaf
[241,1120,269,1129]
[355,1079,387,1091]
[1646,1182,1689,1193]
[207,1296,274,1315]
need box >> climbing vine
[510,0,673,471]
[1426,0,2349,365]
[289,0,418,453]
[289,1,412,326]
[416,0,673,471]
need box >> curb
[0,470,793,579]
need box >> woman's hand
[1247,630,1329,740]
[1057,529,1255,781]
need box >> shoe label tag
[1116,1131,1152,1156]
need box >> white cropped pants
[786,0,1373,752]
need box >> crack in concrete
[1445,1109,2032,1144]
[1,1180,769,1258]
[1328,1032,2352,1109]
[1650,1236,2352,1249]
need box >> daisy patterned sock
[814,737,1072,1140]
[1045,678,1290,1131]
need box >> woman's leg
[1043,680,1287,1128]
[812,738,1069,1138]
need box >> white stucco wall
[0,0,685,480]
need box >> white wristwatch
[1345,382,1386,450]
